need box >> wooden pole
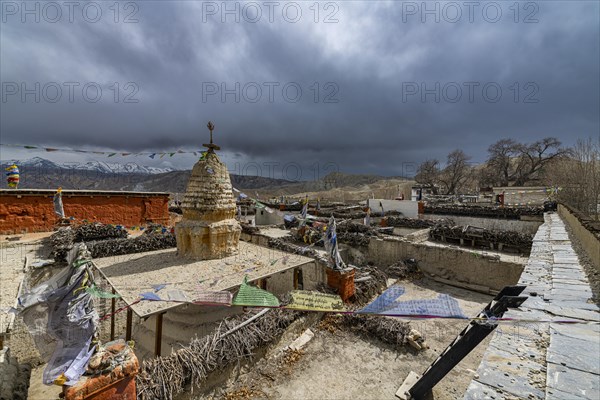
[155,312,165,357]
[293,269,298,290]
[219,309,270,339]
[125,308,133,341]
[110,288,116,341]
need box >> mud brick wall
[0,190,169,234]
[368,236,525,292]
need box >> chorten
[175,121,241,259]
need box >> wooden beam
[125,308,133,341]
[293,269,298,290]
[110,288,116,341]
[155,312,165,357]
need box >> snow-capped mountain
[75,160,175,174]
[2,157,175,175]
[1,157,298,192]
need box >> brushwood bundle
[86,232,176,259]
[385,216,452,229]
[50,223,174,261]
[424,204,544,219]
[73,223,128,242]
[429,224,533,253]
[136,308,303,400]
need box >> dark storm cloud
[1,1,598,177]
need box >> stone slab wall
[0,192,169,234]
[558,204,600,270]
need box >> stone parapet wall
[368,236,525,292]
[558,204,600,270]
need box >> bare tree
[552,137,600,220]
[415,159,440,194]
[439,150,472,195]
[513,137,571,186]
[484,138,521,186]
[483,137,570,186]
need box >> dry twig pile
[424,204,544,219]
[50,223,174,261]
[136,308,303,400]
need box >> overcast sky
[1,1,599,180]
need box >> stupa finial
[203,121,220,152]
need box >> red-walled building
[0,189,170,234]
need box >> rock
[105,340,126,354]
[288,329,315,351]
[407,338,422,351]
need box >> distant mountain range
[0,157,299,192]
[1,157,408,196]
[4,157,175,175]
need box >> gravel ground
[563,221,600,307]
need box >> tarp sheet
[18,244,98,385]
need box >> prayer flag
[286,290,345,312]
[232,276,279,307]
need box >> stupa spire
[203,121,220,153]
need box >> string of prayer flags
[384,294,467,318]
[85,284,121,299]
[193,290,233,306]
[286,290,345,312]
[0,143,206,159]
[151,284,166,292]
[232,276,280,307]
[364,207,371,226]
[358,285,466,318]
[300,196,308,219]
[324,216,346,271]
[5,164,19,188]
[166,289,189,302]
[140,292,161,301]
[53,188,65,218]
[358,285,406,314]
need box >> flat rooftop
[92,241,315,317]
[0,189,169,197]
